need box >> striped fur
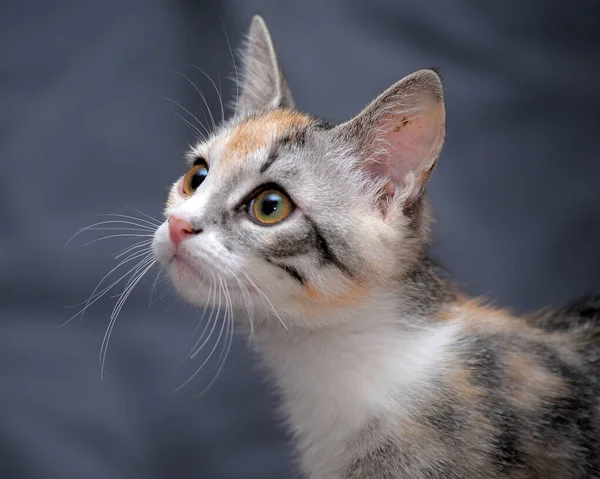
[152,16,600,478]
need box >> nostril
[168,216,201,245]
[183,227,202,235]
[180,224,194,235]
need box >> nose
[168,215,201,246]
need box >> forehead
[197,109,311,172]
[226,109,310,160]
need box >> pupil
[261,194,281,216]
[191,168,207,190]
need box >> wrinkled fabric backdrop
[1,1,599,478]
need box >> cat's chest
[257,322,458,476]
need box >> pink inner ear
[369,105,443,192]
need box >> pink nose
[168,215,198,246]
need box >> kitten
[152,16,600,479]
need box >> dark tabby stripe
[304,215,353,277]
[313,120,335,130]
[260,148,279,173]
[265,258,306,284]
[260,128,307,174]
[279,127,307,147]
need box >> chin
[168,258,211,306]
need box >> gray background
[1,0,599,478]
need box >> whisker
[189,64,225,124]
[189,276,222,360]
[148,268,164,306]
[240,271,288,330]
[75,220,156,233]
[67,206,162,378]
[66,220,155,246]
[217,71,224,123]
[217,277,233,365]
[164,97,210,138]
[176,276,228,392]
[82,233,154,247]
[124,206,162,226]
[100,257,155,380]
[198,278,234,396]
[215,261,254,340]
[80,228,154,233]
[168,70,216,131]
[61,253,153,331]
[222,21,239,117]
[63,249,154,313]
[234,275,255,340]
[180,273,216,367]
[82,227,154,232]
[115,240,153,260]
[118,253,156,296]
[177,312,227,392]
[167,107,206,140]
[88,255,153,310]
[150,288,171,306]
[149,273,173,307]
[190,274,215,339]
[98,213,160,228]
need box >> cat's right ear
[235,16,295,116]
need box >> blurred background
[1,0,599,478]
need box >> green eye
[249,189,293,225]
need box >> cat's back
[528,295,600,370]
[345,296,600,478]
[439,296,600,478]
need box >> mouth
[167,251,259,297]
[170,253,208,281]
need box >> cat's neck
[259,254,456,330]
[252,256,459,474]
[254,254,458,356]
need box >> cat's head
[152,16,445,329]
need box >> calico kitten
[152,16,600,479]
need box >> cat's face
[152,17,445,329]
[153,110,398,326]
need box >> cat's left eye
[248,189,294,225]
[182,160,208,196]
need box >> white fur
[254,299,459,478]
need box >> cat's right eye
[182,160,209,196]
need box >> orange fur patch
[295,280,368,316]
[443,298,568,411]
[447,366,487,404]
[441,298,523,333]
[224,109,310,163]
[505,353,565,408]
[303,282,325,301]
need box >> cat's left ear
[334,70,445,210]
[235,15,295,116]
